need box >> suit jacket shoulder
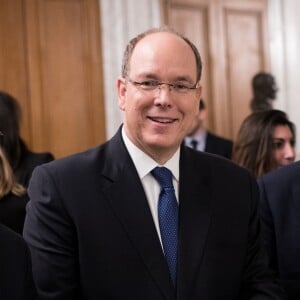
[205,131,233,159]
[16,141,55,186]
[259,161,300,188]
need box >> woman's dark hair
[0,91,23,170]
[233,109,296,177]
[0,146,25,198]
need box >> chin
[144,131,182,149]
[145,136,174,148]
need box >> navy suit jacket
[0,224,36,299]
[23,127,285,299]
[258,161,300,299]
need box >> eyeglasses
[126,77,198,94]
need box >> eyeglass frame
[125,77,199,94]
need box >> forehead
[273,124,293,138]
[129,32,197,79]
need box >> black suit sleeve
[0,224,37,300]
[258,177,278,273]
[258,172,300,299]
[241,175,286,299]
[23,165,81,300]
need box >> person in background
[0,131,29,234]
[233,109,295,178]
[250,72,278,112]
[258,161,300,300]
[185,98,233,159]
[24,26,285,299]
[0,222,36,299]
[0,91,54,187]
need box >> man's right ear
[117,77,126,111]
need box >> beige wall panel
[224,9,265,138]
[40,0,92,156]
[0,1,31,142]
[25,0,105,158]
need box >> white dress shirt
[122,128,180,246]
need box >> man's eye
[141,81,159,88]
[173,83,188,90]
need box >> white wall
[268,0,300,159]
[99,0,162,139]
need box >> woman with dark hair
[0,132,28,234]
[0,91,54,187]
[233,109,296,177]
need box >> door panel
[224,8,267,138]
[0,0,105,158]
[0,0,32,142]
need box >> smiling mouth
[148,117,176,124]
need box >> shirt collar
[185,130,206,145]
[122,127,180,181]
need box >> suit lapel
[292,169,300,217]
[101,129,175,299]
[177,147,213,299]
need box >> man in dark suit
[23,27,285,299]
[0,223,36,299]
[185,99,233,159]
[258,161,300,299]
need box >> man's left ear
[196,84,202,98]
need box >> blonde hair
[0,147,26,197]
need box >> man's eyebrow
[133,73,195,83]
[135,73,159,80]
[173,76,195,83]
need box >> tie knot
[191,139,198,150]
[151,167,174,189]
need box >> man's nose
[157,83,173,93]
[154,84,173,106]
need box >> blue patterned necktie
[151,167,178,285]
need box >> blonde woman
[0,132,28,234]
[0,91,54,187]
